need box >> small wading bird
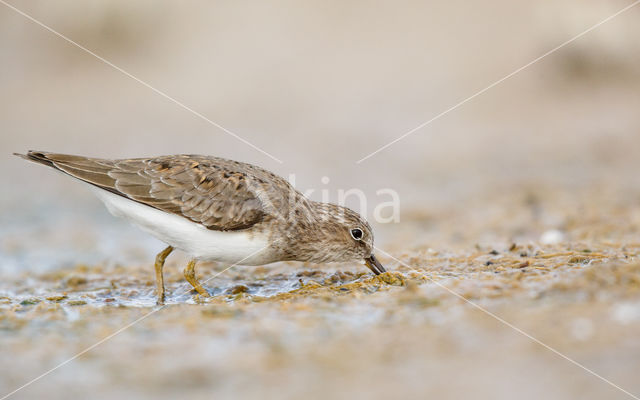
[16,151,386,304]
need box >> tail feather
[13,151,57,168]
[14,150,118,190]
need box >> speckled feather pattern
[18,151,376,265]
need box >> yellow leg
[154,246,174,305]
[183,259,210,297]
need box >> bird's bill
[364,254,386,275]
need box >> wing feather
[21,151,268,231]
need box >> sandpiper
[15,151,386,304]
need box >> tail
[14,151,119,192]
[13,151,58,169]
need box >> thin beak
[364,254,386,275]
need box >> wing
[18,151,266,231]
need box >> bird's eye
[350,228,363,240]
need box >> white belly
[90,187,272,265]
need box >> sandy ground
[2,184,640,400]
[1,1,640,399]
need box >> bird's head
[289,202,386,275]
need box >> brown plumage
[16,150,386,304]
[17,151,276,231]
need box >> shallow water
[2,183,640,400]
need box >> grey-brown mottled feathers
[16,150,385,275]
[16,151,294,231]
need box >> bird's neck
[275,201,346,263]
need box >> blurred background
[2,0,639,268]
[1,1,640,399]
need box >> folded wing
[18,151,266,231]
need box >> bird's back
[15,151,300,232]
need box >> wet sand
[2,184,639,400]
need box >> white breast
[90,187,273,265]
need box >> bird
[15,151,386,304]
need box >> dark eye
[350,228,363,240]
